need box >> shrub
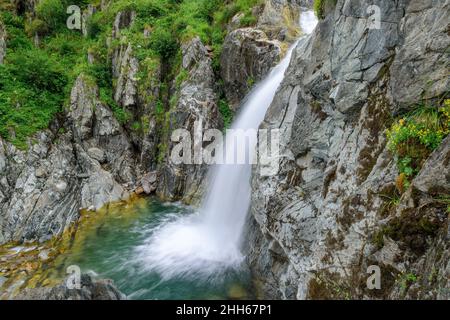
[0,63,66,149]
[314,0,337,19]
[219,99,234,129]
[7,48,67,93]
[149,28,178,59]
[35,0,66,34]
[387,100,450,190]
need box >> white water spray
[136,11,318,280]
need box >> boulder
[141,171,157,194]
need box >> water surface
[52,198,252,300]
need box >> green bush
[0,63,66,149]
[314,0,337,19]
[387,100,450,190]
[219,99,234,129]
[7,49,68,93]
[149,28,178,58]
[0,0,266,147]
[34,0,66,34]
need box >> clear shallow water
[52,198,252,300]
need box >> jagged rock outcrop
[257,0,307,41]
[0,132,82,245]
[68,74,137,201]
[221,29,282,110]
[247,0,449,300]
[220,0,313,111]
[0,18,6,64]
[157,37,223,203]
[0,75,135,245]
[14,274,126,300]
[109,10,161,171]
[111,10,138,109]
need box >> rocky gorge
[0,0,448,300]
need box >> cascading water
[135,11,318,281]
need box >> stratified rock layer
[247,0,449,300]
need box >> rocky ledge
[14,274,126,300]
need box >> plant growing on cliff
[314,0,337,19]
[386,99,450,191]
[219,99,233,129]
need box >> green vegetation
[219,99,233,129]
[0,12,68,148]
[397,272,418,293]
[0,0,261,148]
[386,99,450,192]
[313,0,337,19]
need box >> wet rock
[413,135,450,194]
[0,276,6,288]
[14,274,126,300]
[0,74,136,245]
[389,2,450,109]
[87,147,106,164]
[141,171,157,194]
[257,0,304,41]
[113,43,139,109]
[38,249,50,261]
[221,28,282,110]
[68,74,137,186]
[157,37,222,203]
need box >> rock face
[109,10,162,172]
[157,37,223,203]
[0,75,135,245]
[257,0,308,41]
[220,0,314,111]
[247,0,449,300]
[14,274,126,300]
[111,10,139,110]
[221,29,282,110]
[0,18,6,64]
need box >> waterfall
[136,11,318,280]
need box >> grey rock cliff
[220,0,313,111]
[247,0,449,300]
[221,28,282,110]
[0,75,135,245]
[157,37,223,203]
